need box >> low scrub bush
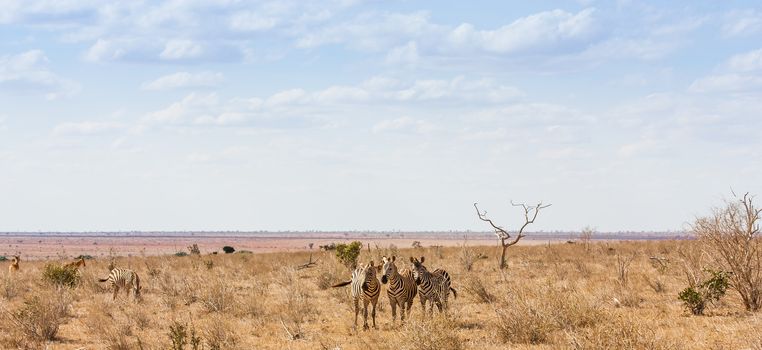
[42,263,80,288]
[2,290,71,343]
[678,269,730,315]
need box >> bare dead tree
[695,191,762,311]
[474,201,551,269]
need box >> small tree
[694,192,762,311]
[580,226,595,252]
[474,201,551,269]
[678,269,730,315]
[222,246,235,254]
[335,241,362,269]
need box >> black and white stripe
[410,256,457,315]
[332,261,381,330]
[381,255,417,323]
[98,268,142,301]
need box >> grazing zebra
[98,268,142,301]
[409,256,457,316]
[332,261,381,330]
[8,256,20,274]
[381,255,417,323]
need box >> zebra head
[381,255,398,284]
[409,256,427,285]
[361,261,378,290]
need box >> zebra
[409,256,457,316]
[98,268,142,301]
[332,261,381,330]
[381,255,417,323]
[8,256,19,274]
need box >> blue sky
[1,1,761,232]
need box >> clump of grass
[201,315,239,350]
[568,313,681,350]
[397,317,463,350]
[463,275,495,303]
[493,285,602,345]
[199,274,236,313]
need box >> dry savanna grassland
[1,239,761,350]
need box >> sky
[1,1,761,232]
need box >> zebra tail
[450,287,457,299]
[331,280,352,288]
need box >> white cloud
[160,39,203,60]
[142,93,219,124]
[727,48,762,72]
[372,117,433,134]
[723,10,762,37]
[141,72,224,90]
[229,12,278,32]
[689,73,762,93]
[385,41,419,65]
[446,8,599,54]
[690,48,762,93]
[0,50,80,99]
[53,121,125,135]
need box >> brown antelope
[64,257,86,269]
[8,256,20,274]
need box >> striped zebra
[409,256,457,316]
[8,256,19,274]
[332,261,381,330]
[98,268,142,301]
[381,255,417,323]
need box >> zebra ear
[382,256,387,263]
[409,256,415,263]
[420,256,425,264]
[369,261,374,267]
[392,255,396,262]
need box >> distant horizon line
[0,229,690,234]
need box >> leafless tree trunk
[474,201,551,269]
[694,192,762,311]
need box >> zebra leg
[112,286,119,300]
[353,297,359,331]
[419,297,426,319]
[362,299,370,330]
[371,300,377,329]
[390,298,397,323]
[399,301,405,323]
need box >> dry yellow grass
[0,240,760,349]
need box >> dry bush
[458,244,477,272]
[568,313,681,350]
[644,274,667,293]
[276,266,314,340]
[84,310,135,350]
[615,252,636,287]
[199,273,236,313]
[493,285,602,345]
[463,275,495,303]
[396,317,462,350]
[201,315,239,350]
[1,274,24,300]
[2,288,71,343]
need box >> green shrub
[335,241,363,269]
[678,269,730,315]
[222,246,235,254]
[75,254,94,260]
[0,256,7,261]
[42,264,80,288]
[175,252,189,257]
